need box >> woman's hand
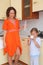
[3,31,7,48]
[3,37,6,48]
[3,41,6,48]
[20,26,24,30]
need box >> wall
[0,12,43,65]
[0,20,4,35]
[20,12,43,37]
[20,12,43,65]
[0,12,43,37]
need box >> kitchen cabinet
[0,38,30,65]
[32,0,43,12]
[0,0,10,19]
[20,38,30,65]
[22,0,39,19]
[22,0,32,19]
[11,0,39,20]
[40,39,43,65]
[0,37,8,65]
[11,0,22,20]
[0,37,43,65]
[0,49,8,65]
[20,38,43,65]
[0,0,39,20]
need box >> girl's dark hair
[6,7,16,18]
[30,28,39,33]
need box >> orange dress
[2,19,22,56]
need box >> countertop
[0,37,43,65]
[0,35,3,37]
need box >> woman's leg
[8,55,12,65]
[14,47,20,65]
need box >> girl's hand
[27,37,31,45]
[33,37,36,41]
[32,38,40,48]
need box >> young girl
[28,28,41,65]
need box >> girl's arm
[27,37,31,45]
[33,39,40,48]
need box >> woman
[2,7,23,65]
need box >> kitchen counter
[0,37,30,65]
[0,35,3,37]
[0,37,3,49]
[0,37,43,65]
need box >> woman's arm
[3,31,7,48]
[19,26,24,31]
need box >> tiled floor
[2,60,27,65]
[6,62,22,65]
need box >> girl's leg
[30,56,34,65]
[8,55,12,65]
[14,47,20,65]
[34,56,39,65]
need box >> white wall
[20,12,43,37]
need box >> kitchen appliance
[38,30,43,38]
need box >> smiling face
[9,10,15,19]
[30,28,39,38]
[6,7,16,19]
[31,30,38,38]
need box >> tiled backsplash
[0,12,43,37]
[0,20,4,35]
[20,12,43,37]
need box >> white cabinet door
[40,40,43,65]
[11,0,22,20]
[32,0,43,12]
[0,49,8,65]
[20,39,30,65]
[0,0,10,19]
[0,37,8,65]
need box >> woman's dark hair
[6,7,16,18]
[30,28,39,33]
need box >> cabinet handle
[24,5,30,8]
[22,39,25,41]
[33,2,37,4]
